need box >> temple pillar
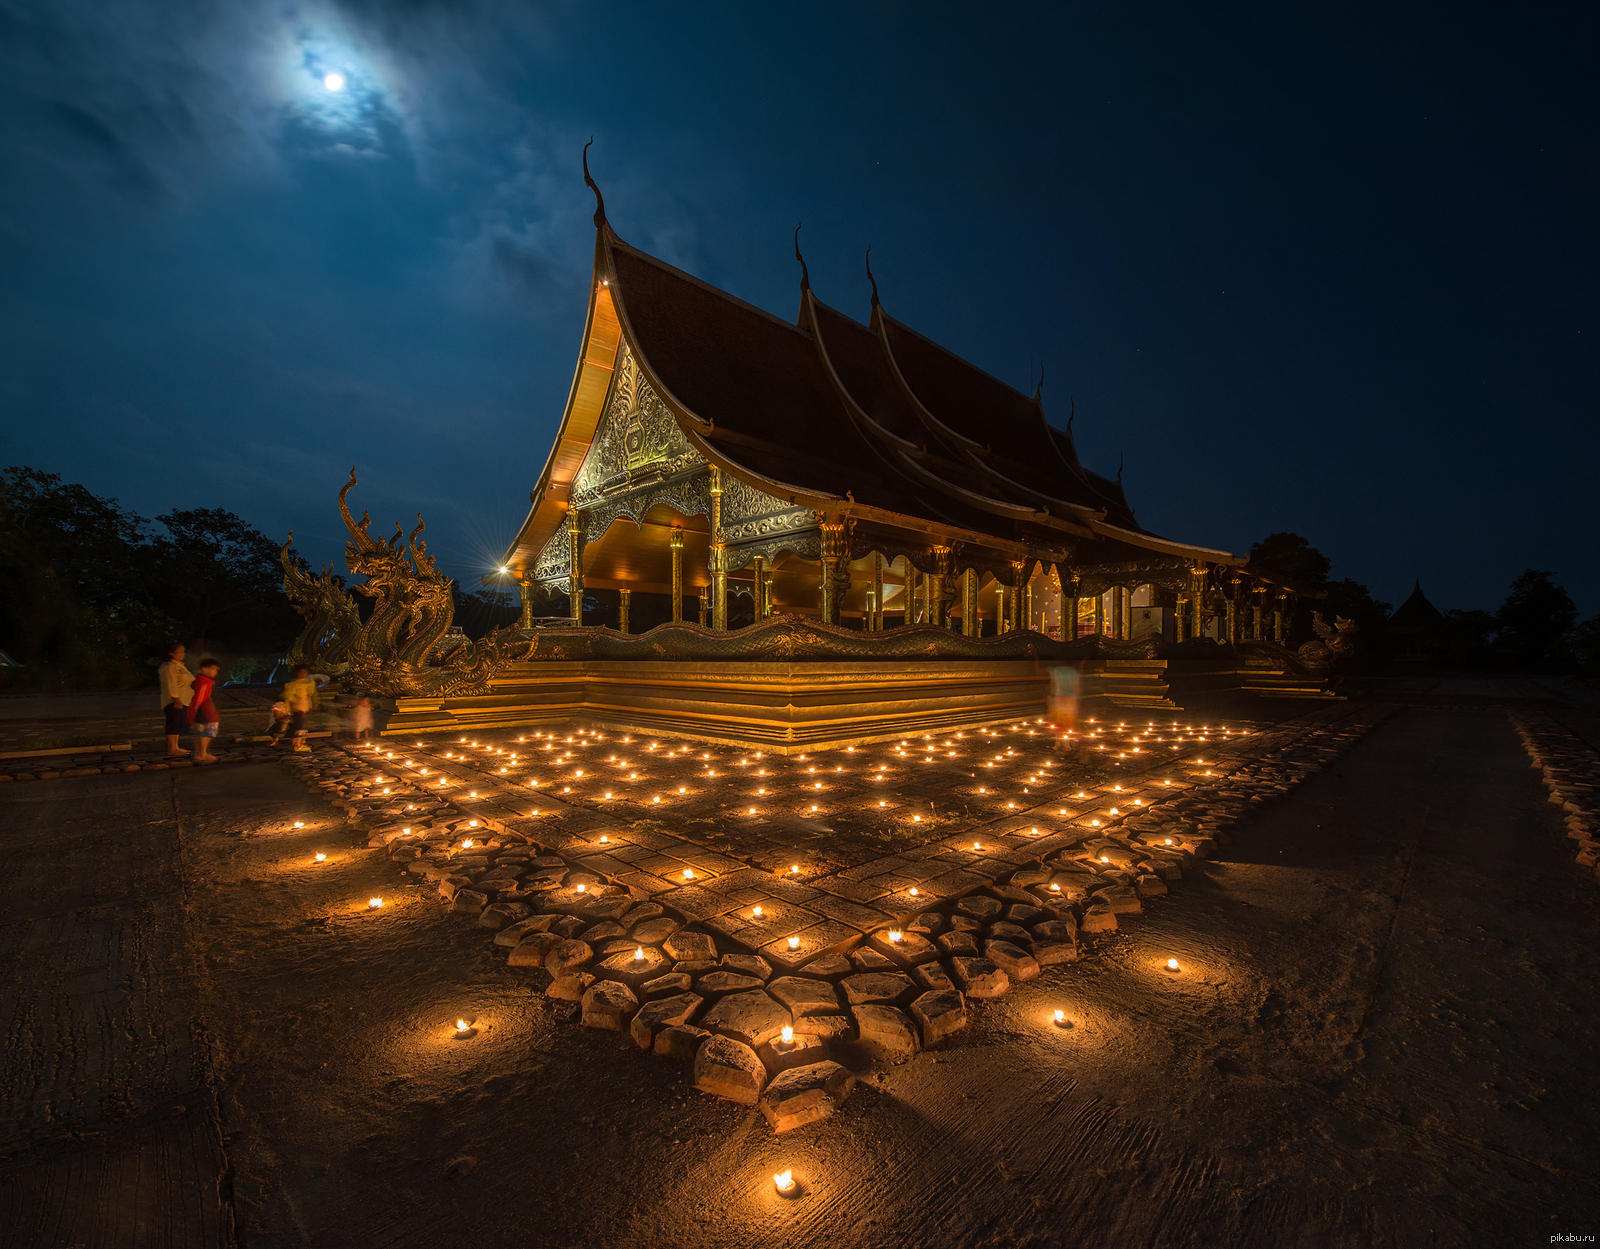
[517,572,535,630]
[709,469,727,630]
[698,591,708,627]
[618,588,631,634]
[1024,578,1035,632]
[1273,598,1286,644]
[1093,593,1104,637]
[1251,601,1262,641]
[819,520,848,626]
[929,546,951,629]
[961,569,978,637]
[751,555,766,621]
[1174,595,1187,644]
[670,528,684,622]
[871,553,884,631]
[1224,588,1238,646]
[566,509,584,625]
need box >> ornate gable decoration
[573,345,702,502]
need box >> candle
[774,1170,796,1195]
[369,897,383,908]
[1166,958,1180,972]
[780,1025,793,1044]
[787,936,800,949]
[314,852,325,862]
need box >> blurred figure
[267,699,292,743]
[282,665,319,753]
[351,692,373,741]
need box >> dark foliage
[0,466,305,689]
[1492,570,1577,673]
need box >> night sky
[2,2,1594,613]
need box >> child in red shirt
[188,658,222,764]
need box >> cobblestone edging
[279,703,1392,1135]
[1511,713,1600,881]
[0,745,274,781]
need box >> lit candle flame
[787,936,800,949]
[369,897,382,908]
[774,1170,795,1194]
[633,947,644,961]
[781,1025,793,1044]
[315,852,325,862]
[889,930,903,943]
[576,883,586,893]
[457,1018,469,1032]
[1167,958,1179,971]
[1054,1008,1065,1023]
[752,906,763,918]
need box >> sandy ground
[2,704,1598,1247]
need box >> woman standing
[157,641,193,758]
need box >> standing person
[187,658,222,763]
[158,641,193,758]
[282,665,319,753]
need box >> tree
[1247,533,1332,590]
[1574,613,1600,679]
[0,466,147,668]
[452,584,520,639]
[1493,569,1577,672]
[1441,608,1496,669]
[150,508,301,650]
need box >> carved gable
[573,345,702,501]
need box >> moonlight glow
[323,71,346,91]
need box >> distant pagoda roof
[1389,581,1448,629]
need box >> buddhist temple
[496,154,1309,652]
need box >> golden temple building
[498,157,1305,653]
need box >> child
[187,658,221,763]
[351,692,373,741]
[282,665,320,753]
[267,700,292,743]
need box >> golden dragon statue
[280,469,529,698]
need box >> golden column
[517,572,535,630]
[819,520,848,625]
[929,547,951,628]
[1189,563,1208,641]
[709,468,727,631]
[1224,577,1239,645]
[960,568,978,637]
[1273,595,1287,644]
[698,591,708,627]
[751,554,766,620]
[669,527,684,622]
[995,586,1006,632]
[618,588,631,634]
[566,509,584,625]
[871,553,884,631]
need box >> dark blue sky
[2,1,1594,613]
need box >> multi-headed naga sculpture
[280,469,529,698]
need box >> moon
[323,72,346,92]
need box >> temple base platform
[384,657,1175,753]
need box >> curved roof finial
[1116,451,1125,487]
[865,245,880,307]
[1066,398,1075,437]
[1034,362,1045,404]
[794,223,810,293]
[582,138,606,228]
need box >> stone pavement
[277,703,1394,1132]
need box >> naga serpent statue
[280,542,361,676]
[280,469,530,698]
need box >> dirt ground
[2,701,1598,1248]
